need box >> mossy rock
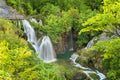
[90,73,99,80]
[73,71,90,80]
[76,48,104,71]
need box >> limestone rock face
[54,31,73,54]
[85,32,119,49]
[54,32,69,54]
[0,0,24,19]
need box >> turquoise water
[57,51,74,60]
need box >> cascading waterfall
[39,36,56,63]
[22,20,39,52]
[85,37,98,49]
[22,19,56,63]
[70,53,106,80]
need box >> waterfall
[22,20,39,52]
[70,53,106,80]
[22,20,56,63]
[69,29,74,51]
[85,37,98,49]
[39,36,56,63]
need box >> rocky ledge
[0,0,24,19]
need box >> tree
[79,0,120,36]
[93,38,120,79]
[78,0,120,79]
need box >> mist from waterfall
[22,20,56,63]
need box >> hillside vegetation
[0,0,119,79]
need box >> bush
[0,18,28,49]
[93,38,120,79]
[0,41,74,80]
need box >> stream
[70,53,106,80]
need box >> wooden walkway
[0,0,24,19]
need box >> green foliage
[77,37,120,79]
[0,41,59,80]
[2,0,113,79]
[40,3,60,23]
[68,8,79,30]
[0,70,12,80]
[79,0,120,76]
[29,0,89,11]
[29,0,50,13]
[0,18,28,49]
[0,41,33,79]
[76,33,90,47]
[77,1,120,78]
[76,9,99,47]
[79,0,120,35]
[85,0,103,10]
[0,40,76,80]
[77,0,120,48]
[79,13,114,35]
[23,2,36,15]
[79,9,98,29]
[6,0,36,15]
[6,0,102,47]
[93,38,120,79]
[32,11,72,43]
[33,8,98,44]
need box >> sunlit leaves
[6,0,35,15]
[0,40,68,80]
[81,1,120,77]
[35,11,72,42]
[79,13,116,35]
[40,3,60,21]
[0,70,12,80]
[0,18,28,49]
[93,38,120,79]
[0,41,32,76]
[79,0,120,47]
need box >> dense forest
[0,0,120,80]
